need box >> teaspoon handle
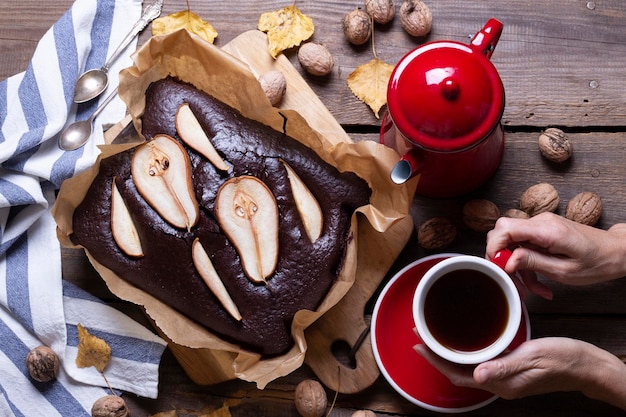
[102,0,163,71]
[91,87,119,121]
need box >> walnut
[342,8,372,45]
[26,345,59,383]
[298,42,334,76]
[520,183,560,216]
[294,379,327,417]
[538,128,573,163]
[418,217,456,250]
[565,191,602,226]
[258,70,287,106]
[91,395,129,417]
[503,208,530,219]
[365,0,396,24]
[352,411,377,417]
[399,0,432,37]
[463,199,500,232]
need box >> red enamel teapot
[381,18,505,198]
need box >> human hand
[486,212,626,289]
[415,337,626,409]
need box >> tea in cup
[412,253,521,365]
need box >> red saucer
[371,254,531,413]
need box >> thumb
[473,360,506,385]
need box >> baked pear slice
[281,160,323,243]
[111,178,144,257]
[215,176,279,284]
[192,238,242,321]
[176,103,229,171]
[132,134,199,231]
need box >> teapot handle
[470,18,503,59]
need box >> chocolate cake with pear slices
[70,77,371,357]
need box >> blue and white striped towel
[0,0,167,415]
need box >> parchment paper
[53,29,415,388]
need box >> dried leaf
[201,405,232,417]
[149,411,178,417]
[75,323,111,373]
[258,5,314,58]
[347,58,394,118]
[152,10,218,44]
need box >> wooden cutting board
[133,30,415,394]
[222,30,352,145]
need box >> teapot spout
[391,149,422,184]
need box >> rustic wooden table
[2,1,626,416]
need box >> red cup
[412,250,521,365]
[370,252,530,412]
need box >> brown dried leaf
[148,411,178,417]
[152,10,218,44]
[258,5,314,58]
[75,323,111,373]
[347,58,394,118]
[201,405,232,417]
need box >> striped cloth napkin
[0,0,167,415]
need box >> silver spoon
[72,0,163,103]
[59,87,118,151]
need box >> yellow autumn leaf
[152,10,218,44]
[347,58,394,118]
[258,5,314,58]
[75,323,111,373]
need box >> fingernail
[542,287,554,300]
[413,344,425,356]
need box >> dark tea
[424,268,509,352]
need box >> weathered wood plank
[3,1,626,415]
[0,2,71,77]
[2,1,625,128]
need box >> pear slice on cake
[111,178,144,258]
[192,238,242,321]
[176,103,230,172]
[132,134,199,231]
[215,176,279,284]
[281,160,324,243]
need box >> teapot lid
[387,39,505,152]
